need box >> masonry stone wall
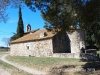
[10,39,53,57]
[52,30,85,54]
[52,32,71,53]
[53,53,98,60]
[67,30,85,53]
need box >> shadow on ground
[78,58,100,75]
[48,65,76,75]
[48,58,100,75]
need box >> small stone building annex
[10,24,86,58]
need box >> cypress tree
[16,6,24,38]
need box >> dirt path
[0,68,11,75]
[0,53,11,75]
[0,54,47,75]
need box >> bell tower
[26,24,31,32]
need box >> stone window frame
[26,44,30,50]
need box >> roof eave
[10,37,53,44]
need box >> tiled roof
[10,29,56,44]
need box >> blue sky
[0,5,45,47]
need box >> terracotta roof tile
[10,29,56,44]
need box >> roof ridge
[24,28,40,34]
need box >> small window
[26,44,30,50]
[27,46,29,49]
[40,32,47,38]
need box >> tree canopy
[16,6,24,38]
[78,0,100,46]
[24,0,100,30]
[25,0,78,31]
[0,0,23,22]
[10,6,24,41]
[0,0,9,22]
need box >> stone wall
[52,29,85,54]
[67,30,85,53]
[52,31,71,53]
[53,53,98,60]
[10,39,53,57]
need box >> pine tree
[16,6,24,38]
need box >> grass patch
[6,56,86,71]
[0,60,31,75]
[6,56,100,75]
